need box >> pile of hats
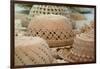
[15,4,95,65]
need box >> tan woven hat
[57,30,95,63]
[15,36,54,66]
[28,15,74,48]
[28,5,67,20]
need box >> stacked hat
[58,29,95,63]
[15,36,54,66]
[28,15,74,48]
[28,5,68,20]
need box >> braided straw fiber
[28,15,74,48]
[15,36,54,66]
[81,20,94,33]
[64,30,95,63]
[29,5,66,20]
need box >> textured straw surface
[15,37,54,66]
[29,5,67,20]
[28,15,74,47]
[64,30,94,63]
[81,21,94,33]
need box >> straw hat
[15,36,54,66]
[57,30,95,63]
[28,15,74,48]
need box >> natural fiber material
[29,5,67,20]
[81,21,94,33]
[15,36,54,66]
[65,30,94,63]
[28,15,74,47]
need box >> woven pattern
[29,5,66,18]
[81,21,94,33]
[66,30,94,63]
[15,37,54,66]
[28,15,74,47]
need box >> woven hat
[28,5,68,20]
[81,20,94,33]
[15,36,54,66]
[57,30,95,63]
[28,15,74,48]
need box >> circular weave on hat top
[28,15,74,48]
